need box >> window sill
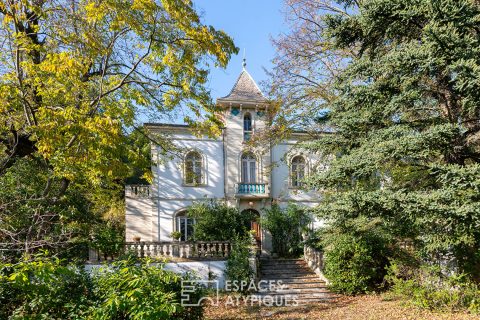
[182,183,207,188]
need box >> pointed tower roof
[217,65,268,104]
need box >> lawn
[204,294,478,320]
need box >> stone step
[260,273,318,280]
[260,269,312,275]
[255,291,334,298]
[248,296,335,307]
[259,282,327,290]
[260,287,330,294]
[261,269,309,273]
[261,265,310,270]
[256,257,335,307]
[261,260,306,265]
[251,294,337,306]
[260,266,311,271]
[259,277,325,284]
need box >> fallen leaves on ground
[204,294,479,320]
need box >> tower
[216,61,272,252]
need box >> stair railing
[304,245,329,284]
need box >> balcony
[236,183,269,198]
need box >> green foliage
[0,158,92,259]
[91,220,125,259]
[170,231,182,240]
[0,0,237,261]
[188,200,256,241]
[320,218,395,294]
[0,0,237,188]
[0,254,204,319]
[0,253,93,319]
[0,158,125,260]
[90,258,203,320]
[272,0,480,279]
[386,262,480,313]
[260,204,311,257]
[225,235,254,293]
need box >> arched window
[291,156,306,187]
[184,151,203,185]
[175,211,195,241]
[241,152,256,183]
[243,113,252,141]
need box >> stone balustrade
[304,245,329,284]
[125,241,231,259]
[88,241,231,263]
[125,185,151,198]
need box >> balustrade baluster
[107,241,238,261]
[206,243,212,257]
[192,243,197,257]
[212,243,218,256]
[172,243,179,257]
[180,244,185,258]
[201,243,206,257]
[139,242,145,258]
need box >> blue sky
[195,0,286,98]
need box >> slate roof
[218,69,268,103]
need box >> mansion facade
[125,65,322,254]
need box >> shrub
[386,262,480,313]
[0,254,93,319]
[261,204,311,257]
[90,220,125,259]
[90,257,204,320]
[188,200,256,241]
[225,235,254,293]
[0,254,204,319]
[320,217,394,294]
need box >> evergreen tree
[273,0,480,278]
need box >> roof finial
[242,48,246,69]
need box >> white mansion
[125,64,322,254]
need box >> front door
[243,209,261,252]
[251,220,261,249]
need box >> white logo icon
[181,280,219,306]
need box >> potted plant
[170,231,182,241]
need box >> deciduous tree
[0,0,237,193]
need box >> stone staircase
[254,257,336,306]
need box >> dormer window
[244,113,252,141]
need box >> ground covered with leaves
[204,295,478,320]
